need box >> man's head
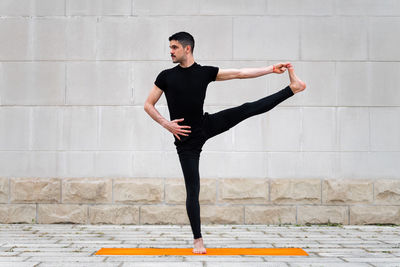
[169,32,195,63]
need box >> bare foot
[287,63,306,94]
[193,237,207,254]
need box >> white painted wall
[0,0,399,179]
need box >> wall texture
[0,0,399,224]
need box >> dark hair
[169,31,195,53]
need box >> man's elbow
[144,102,152,113]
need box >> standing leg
[178,152,207,254]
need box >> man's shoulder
[157,65,179,76]
[197,63,218,68]
[197,63,219,73]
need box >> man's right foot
[287,64,306,94]
[193,237,207,254]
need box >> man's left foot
[193,237,207,254]
[287,64,306,94]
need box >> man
[144,32,306,254]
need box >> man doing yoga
[144,32,306,254]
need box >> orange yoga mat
[96,247,308,256]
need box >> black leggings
[177,86,294,239]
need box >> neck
[179,55,195,68]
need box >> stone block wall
[1,177,399,224]
[0,0,399,224]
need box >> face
[169,40,188,63]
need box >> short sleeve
[154,70,167,92]
[204,65,219,82]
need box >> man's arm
[216,62,290,81]
[144,85,191,140]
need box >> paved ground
[0,224,399,267]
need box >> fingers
[169,118,193,140]
[174,133,181,140]
[286,62,294,69]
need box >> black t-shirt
[154,62,219,131]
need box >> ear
[184,45,191,54]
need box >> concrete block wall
[0,0,399,225]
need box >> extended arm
[144,85,191,140]
[216,62,290,81]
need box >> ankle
[289,84,296,94]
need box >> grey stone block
[99,107,135,150]
[200,151,267,178]
[0,152,30,177]
[67,0,132,15]
[370,108,400,151]
[200,0,267,15]
[61,106,98,150]
[267,0,334,15]
[368,152,400,179]
[233,113,265,152]
[301,17,367,60]
[0,107,30,150]
[335,0,400,15]
[97,17,167,60]
[338,107,370,151]
[370,17,400,60]
[57,151,96,178]
[0,62,65,105]
[0,18,30,60]
[133,0,198,15]
[264,107,302,151]
[94,152,133,178]
[67,62,132,105]
[234,16,300,60]
[0,0,64,16]
[132,151,165,178]
[302,107,337,151]
[32,18,96,60]
[337,62,400,107]
[32,107,62,150]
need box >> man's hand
[273,62,291,74]
[163,118,191,141]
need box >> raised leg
[203,64,306,140]
[203,85,294,139]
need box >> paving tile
[342,258,400,263]
[0,257,31,262]
[289,264,371,267]
[0,224,399,265]
[39,264,119,267]
[183,256,264,262]
[206,263,289,267]
[0,263,40,267]
[105,256,190,262]
[122,263,203,267]
[26,256,106,262]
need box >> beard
[171,55,184,64]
